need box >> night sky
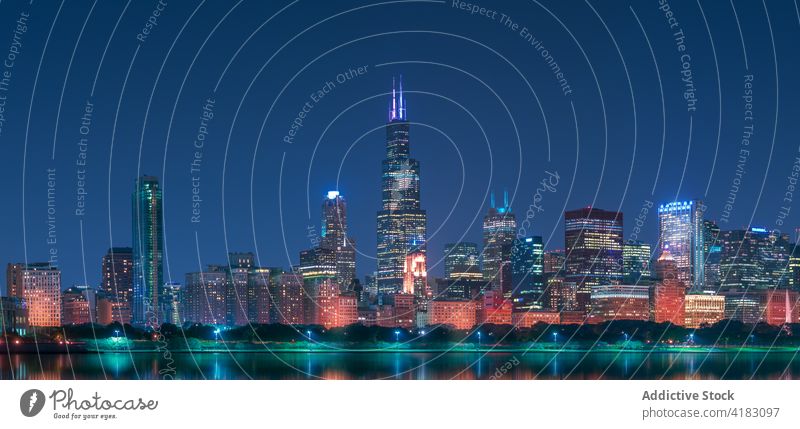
[2,0,799,288]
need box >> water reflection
[1,351,799,380]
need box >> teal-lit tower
[376,76,427,294]
[132,176,164,327]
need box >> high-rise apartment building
[132,176,164,326]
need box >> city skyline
[4,1,800,298]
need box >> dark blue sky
[2,0,799,288]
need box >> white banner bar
[0,380,796,428]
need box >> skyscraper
[622,241,651,283]
[702,220,721,290]
[443,242,481,280]
[651,250,685,324]
[298,247,337,324]
[376,76,427,295]
[719,227,789,291]
[132,176,164,327]
[482,190,516,294]
[100,247,133,303]
[658,200,705,291]
[320,191,356,288]
[564,207,623,312]
[511,236,545,310]
[6,262,61,327]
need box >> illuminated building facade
[443,242,481,280]
[544,250,565,275]
[248,267,271,324]
[0,297,27,335]
[320,191,356,288]
[702,220,721,290]
[100,247,133,323]
[479,290,512,325]
[403,251,428,299]
[184,268,227,325]
[512,310,560,328]
[683,293,725,328]
[511,236,544,310]
[589,284,649,323]
[299,247,337,323]
[762,289,799,325]
[721,291,762,324]
[482,190,516,294]
[161,282,181,325]
[657,200,704,291]
[376,77,427,294]
[132,176,164,327]
[719,228,789,291]
[428,299,477,330]
[62,286,97,325]
[226,253,253,326]
[273,273,304,325]
[393,293,416,328]
[6,262,61,327]
[789,247,800,291]
[564,207,623,312]
[622,241,651,283]
[651,251,685,325]
[545,275,573,311]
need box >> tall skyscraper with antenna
[482,190,517,295]
[376,76,427,294]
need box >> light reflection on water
[1,351,798,380]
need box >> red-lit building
[403,252,429,299]
[62,286,98,325]
[560,311,586,325]
[762,289,800,325]
[478,291,512,325]
[428,299,477,330]
[651,251,685,325]
[317,292,359,328]
[512,310,560,328]
[393,293,416,328]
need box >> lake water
[2,351,799,380]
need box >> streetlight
[114,330,120,338]
[552,331,558,343]
[689,333,695,344]
[394,330,400,347]
[477,331,482,349]
[214,328,221,342]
